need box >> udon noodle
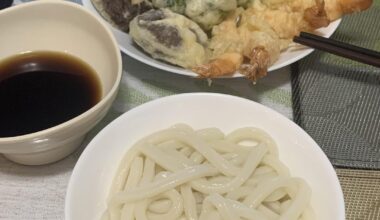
[102,124,314,220]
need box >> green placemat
[337,169,380,220]
[291,3,380,169]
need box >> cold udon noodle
[102,124,314,220]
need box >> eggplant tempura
[92,0,372,81]
[129,9,208,68]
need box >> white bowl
[0,0,122,165]
[82,0,341,77]
[66,93,345,220]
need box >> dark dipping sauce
[0,51,101,138]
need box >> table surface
[1,1,379,220]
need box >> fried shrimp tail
[239,46,271,81]
[304,0,330,29]
[192,53,243,78]
[193,47,270,82]
[325,0,373,20]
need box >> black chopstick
[300,32,380,59]
[294,32,380,68]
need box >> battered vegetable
[152,0,187,13]
[192,0,372,79]
[194,8,288,80]
[91,0,152,32]
[92,0,373,81]
[129,9,209,68]
[152,0,239,30]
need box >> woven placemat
[337,169,380,220]
[291,3,380,169]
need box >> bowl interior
[0,1,120,96]
[66,93,344,220]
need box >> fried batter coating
[92,0,152,32]
[129,9,209,68]
[192,8,288,79]
[107,0,372,81]
[192,53,244,78]
[152,0,239,30]
[192,0,371,80]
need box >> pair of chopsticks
[293,32,380,68]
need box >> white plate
[82,0,341,77]
[65,93,345,220]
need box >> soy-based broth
[0,51,101,137]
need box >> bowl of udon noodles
[65,93,345,220]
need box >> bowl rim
[65,92,345,219]
[0,0,122,143]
